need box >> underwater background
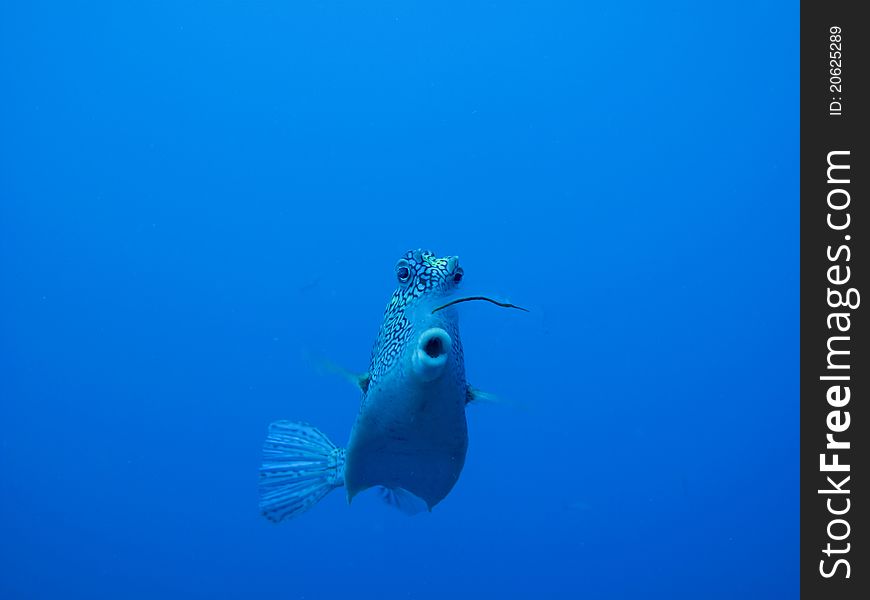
[1,1,798,598]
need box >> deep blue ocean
[1,2,798,598]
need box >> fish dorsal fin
[378,486,429,515]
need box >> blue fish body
[345,249,468,510]
[258,249,487,522]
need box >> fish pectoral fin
[466,385,528,410]
[306,350,370,394]
[377,486,430,516]
[466,385,500,405]
[357,372,371,394]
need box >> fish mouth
[423,332,447,359]
[413,328,452,381]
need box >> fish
[257,249,526,522]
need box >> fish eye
[452,268,464,284]
[396,262,411,283]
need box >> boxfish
[258,249,526,522]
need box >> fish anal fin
[377,486,429,516]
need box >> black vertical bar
[801,0,867,597]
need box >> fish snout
[412,327,452,381]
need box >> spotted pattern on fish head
[368,249,464,385]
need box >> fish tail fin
[258,420,345,523]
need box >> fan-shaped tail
[258,421,345,523]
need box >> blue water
[1,2,798,598]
